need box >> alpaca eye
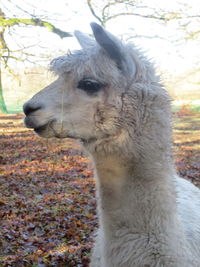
[77,79,103,94]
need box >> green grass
[172,100,200,112]
[5,104,23,114]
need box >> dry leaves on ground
[0,111,199,266]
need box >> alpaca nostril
[23,103,41,116]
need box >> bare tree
[0,6,71,113]
[86,0,175,27]
[86,0,200,39]
[86,0,200,86]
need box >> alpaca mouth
[33,120,58,137]
[34,124,50,134]
[34,121,71,139]
[80,136,97,144]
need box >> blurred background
[0,0,200,114]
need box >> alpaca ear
[90,22,136,77]
[74,30,95,49]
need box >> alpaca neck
[94,153,182,241]
[92,154,196,266]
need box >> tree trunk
[0,63,8,113]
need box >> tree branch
[104,12,169,23]
[0,18,72,38]
[86,0,103,25]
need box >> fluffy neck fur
[91,151,195,266]
[95,153,176,231]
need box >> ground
[0,110,200,266]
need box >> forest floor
[0,110,200,266]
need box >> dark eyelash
[77,79,105,94]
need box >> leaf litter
[0,111,199,266]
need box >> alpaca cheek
[93,104,121,137]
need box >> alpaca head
[24,23,171,157]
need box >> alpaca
[23,23,200,266]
